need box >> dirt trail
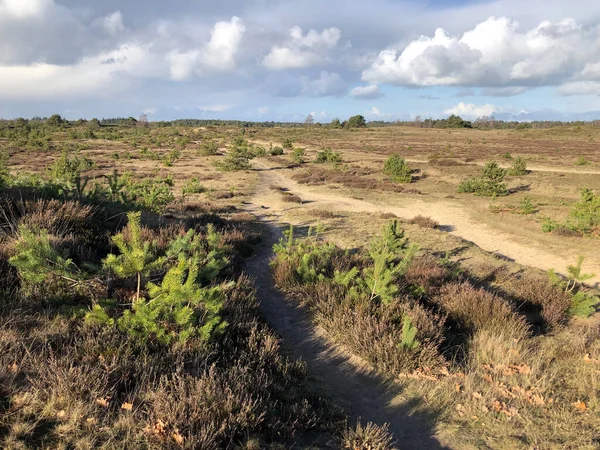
[250,160,600,285]
[243,196,447,449]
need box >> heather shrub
[434,282,529,339]
[343,421,397,450]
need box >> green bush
[270,146,284,156]
[458,161,508,197]
[315,147,342,165]
[569,188,600,235]
[292,147,306,164]
[576,156,590,166]
[508,157,528,176]
[103,212,165,301]
[8,226,75,292]
[345,115,367,129]
[458,177,508,197]
[182,177,205,196]
[214,145,254,172]
[383,154,412,183]
[49,150,93,186]
[116,260,228,344]
[281,138,293,149]
[197,140,219,156]
[482,161,507,181]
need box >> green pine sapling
[103,211,165,302]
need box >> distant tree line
[1,114,600,131]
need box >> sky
[1,0,600,122]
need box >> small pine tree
[364,221,418,305]
[399,316,420,350]
[383,154,412,183]
[8,226,75,290]
[118,260,228,344]
[103,211,165,301]
[508,157,528,176]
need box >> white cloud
[103,11,125,36]
[363,17,600,89]
[167,16,245,80]
[369,106,383,116]
[349,84,383,99]
[262,26,341,70]
[481,87,528,97]
[444,102,498,118]
[558,81,600,95]
[0,0,50,18]
[300,71,346,97]
[198,104,232,112]
[0,44,163,99]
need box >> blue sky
[1,0,600,121]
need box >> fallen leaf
[86,417,97,426]
[8,363,18,374]
[121,402,133,411]
[96,397,110,408]
[173,429,184,446]
[572,401,587,411]
[455,383,462,393]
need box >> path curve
[251,159,600,285]
[242,207,447,449]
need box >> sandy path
[250,159,600,285]
[242,191,448,449]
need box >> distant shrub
[270,146,284,156]
[281,192,302,203]
[214,146,254,172]
[315,147,342,165]
[281,138,294,149]
[508,157,528,176]
[345,115,367,129]
[458,161,508,197]
[292,147,306,164]
[409,215,439,228]
[197,140,219,156]
[576,156,590,166]
[383,154,412,183]
[569,188,600,235]
[182,177,205,196]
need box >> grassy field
[0,119,599,449]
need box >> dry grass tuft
[409,215,439,229]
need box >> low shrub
[458,161,508,197]
[292,147,306,164]
[214,146,254,172]
[270,146,284,156]
[315,147,343,165]
[197,140,219,156]
[434,282,529,339]
[343,421,397,450]
[409,215,439,229]
[383,154,413,183]
[182,177,205,196]
[508,157,528,176]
